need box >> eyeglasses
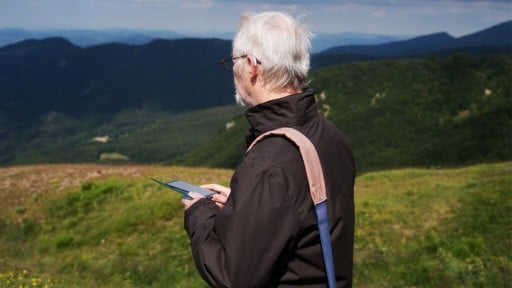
[220,55,262,71]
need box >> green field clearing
[0,162,510,287]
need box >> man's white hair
[233,11,312,92]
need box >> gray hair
[233,11,312,92]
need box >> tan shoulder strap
[245,127,327,204]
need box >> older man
[182,11,355,287]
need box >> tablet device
[150,178,215,199]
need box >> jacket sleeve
[184,150,301,287]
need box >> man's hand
[201,184,231,209]
[181,184,231,210]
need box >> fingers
[182,184,231,210]
[210,193,228,203]
[210,193,228,209]
[201,183,231,197]
[200,184,230,209]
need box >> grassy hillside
[0,162,510,287]
[185,54,512,172]
[178,114,249,168]
[313,54,511,171]
[0,105,243,165]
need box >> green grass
[0,162,510,287]
[354,162,511,287]
[0,165,232,288]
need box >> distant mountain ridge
[312,32,410,53]
[0,28,411,54]
[0,37,234,122]
[0,27,361,50]
[1,20,509,53]
[0,28,186,47]
[322,20,512,56]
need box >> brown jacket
[184,90,355,287]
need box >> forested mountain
[0,21,510,169]
[0,37,234,123]
[183,55,512,172]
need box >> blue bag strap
[246,127,336,288]
[315,201,336,288]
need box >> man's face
[233,59,253,107]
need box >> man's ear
[247,55,260,77]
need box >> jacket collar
[244,88,318,145]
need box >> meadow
[0,161,510,287]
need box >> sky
[0,0,511,37]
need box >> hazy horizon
[0,0,510,38]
